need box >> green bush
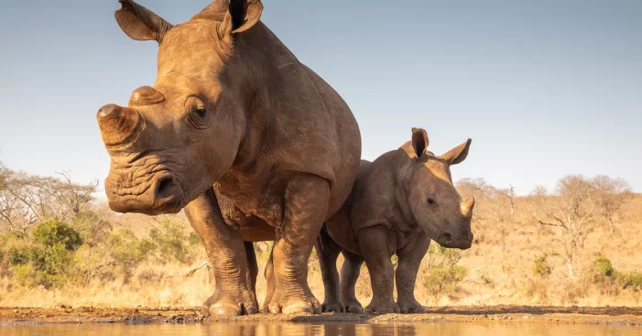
[423,265,468,297]
[107,229,156,271]
[620,272,642,291]
[70,211,112,248]
[592,256,614,280]
[422,243,468,298]
[8,247,33,266]
[7,220,83,288]
[588,256,641,292]
[533,253,552,277]
[149,220,193,264]
[188,232,201,246]
[33,220,82,251]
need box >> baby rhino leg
[358,226,399,314]
[340,250,364,313]
[396,233,430,314]
[315,226,343,312]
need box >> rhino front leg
[267,175,329,314]
[358,226,400,314]
[340,250,364,313]
[185,188,258,316]
[396,233,430,314]
[315,226,343,312]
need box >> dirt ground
[1,305,641,327]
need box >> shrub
[188,232,201,246]
[5,221,85,288]
[108,229,156,272]
[70,211,112,248]
[423,265,468,298]
[149,220,193,264]
[8,247,33,266]
[421,244,468,299]
[592,256,614,280]
[32,220,82,251]
[533,253,552,278]
[620,272,642,291]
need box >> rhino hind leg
[267,175,330,315]
[315,225,343,312]
[396,233,430,314]
[340,250,364,313]
[244,241,259,306]
[184,188,259,316]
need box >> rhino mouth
[436,231,473,250]
[105,170,185,215]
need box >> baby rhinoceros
[316,127,475,314]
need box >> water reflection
[2,322,642,336]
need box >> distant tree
[456,178,497,200]
[534,175,596,278]
[456,178,515,250]
[590,175,632,235]
[499,185,516,218]
[0,161,7,190]
[530,185,548,197]
[0,166,97,233]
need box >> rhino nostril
[156,176,175,200]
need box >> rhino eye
[427,197,437,206]
[195,106,207,118]
[185,96,207,118]
[184,96,209,129]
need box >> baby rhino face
[401,128,475,249]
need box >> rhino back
[216,22,361,221]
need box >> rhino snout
[105,171,184,215]
[437,230,473,250]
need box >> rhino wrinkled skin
[97,0,361,316]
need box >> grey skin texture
[315,128,474,314]
[96,0,361,316]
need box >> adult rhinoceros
[96,0,361,316]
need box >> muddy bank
[1,306,641,327]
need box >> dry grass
[1,195,641,309]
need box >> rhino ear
[220,0,264,34]
[440,139,472,165]
[115,0,173,43]
[411,128,429,158]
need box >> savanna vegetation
[0,161,640,308]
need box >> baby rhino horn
[460,196,475,217]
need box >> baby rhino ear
[440,139,472,165]
[115,0,174,43]
[411,127,429,158]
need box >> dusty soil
[1,305,641,327]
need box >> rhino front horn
[97,104,141,146]
[460,196,475,217]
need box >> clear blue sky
[1,0,641,196]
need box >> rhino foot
[397,298,427,314]
[201,291,259,317]
[321,300,344,313]
[342,298,364,313]
[365,299,400,315]
[267,290,322,314]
